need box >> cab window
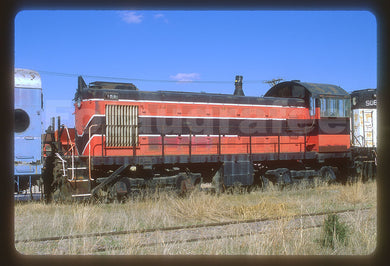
[320,97,350,117]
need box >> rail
[15,206,372,244]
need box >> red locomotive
[42,76,352,201]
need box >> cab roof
[265,81,350,99]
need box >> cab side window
[320,97,350,117]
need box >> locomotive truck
[40,75,358,202]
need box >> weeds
[320,214,349,249]
[15,179,376,255]
[337,179,373,206]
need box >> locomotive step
[71,193,92,197]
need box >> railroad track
[15,206,375,253]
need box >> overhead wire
[35,69,269,84]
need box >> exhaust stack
[234,75,244,96]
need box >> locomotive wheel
[275,168,292,186]
[53,180,73,202]
[52,160,73,202]
[193,178,202,192]
[120,177,132,201]
[176,174,189,196]
[107,185,119,203]
[260,176,270,191]
[361,161,375,182]
[212,172,225,195]
[319,166,336,184]
[98,181,127,204]
[111,178,132,203]
[263,168,291,189]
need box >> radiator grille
[105,105,138,147]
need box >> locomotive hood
[73,75,306,107]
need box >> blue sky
[14,10,377,128]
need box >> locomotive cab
[265,81,351,154]
[264,81,312,110]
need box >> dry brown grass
[232,197,296,219]
[337,179,374,205]
[15,179,376,255]
[164,191,233,222]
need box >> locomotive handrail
[88,124,99,181]
[139,138,306,155]
[95,133,306,163]
[352,133,364,147]
[63,125,76,181]
[55,153,67,177]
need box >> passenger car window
[15,109,30,133]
